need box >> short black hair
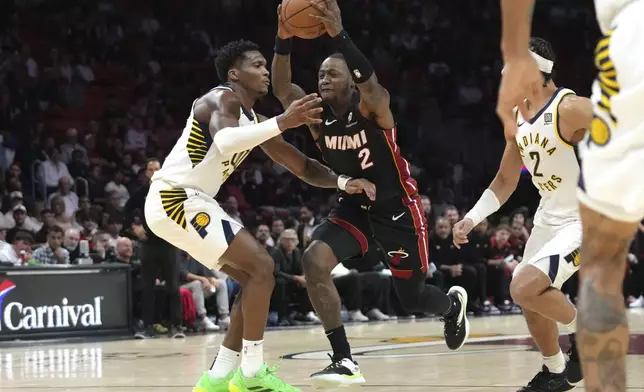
[214,39,260,82]
[49,226,65,235]
[529,37,556,83]
[13,230,34,245]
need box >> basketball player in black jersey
[272,0,469,388]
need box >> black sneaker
[310,354,366,389]
[565,334,583,386]
[134,326,156,340]
[441,286,470,350]
[518,365,575,392]
[169,325,186,339]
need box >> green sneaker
[229,364,300,392]
[193,371,233,392]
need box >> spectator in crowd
[34,209,55,244]
[179,257,225,332]
[0,230,34,266]
[67,149,90,180]
[104,171,129,208]
[87,164,106,203]
[32,226,70,265]
[330,262,369,322]
[420,194,434,228]
[444,205,460,226]
[38,147,72,192]
[60,128,87,164]
[271,229,319,326]
[92,231,114,263]
[222,196,243,225]
[271,218,285,243]
[6,205,40,242]
[50,196,74,231]
[297,206,318,250]
[430,217,480,310]
[106,217,123,248]
[63,228,81,264]
[47,176,79,218]
[256,223,274,249]
[124,158,184,339]
[486,224,517,311]
[464,218,491,311]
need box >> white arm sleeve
[464,189,501,227]
[213,117,281,155]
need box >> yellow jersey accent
[159,188,188,230]
[151,85,257,198]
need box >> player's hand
[277,93,323,130]
[452,218,474,249]
[308,0,343,37]
[276,5,293,39]
[497,52,541,138]
[345,178,376,201]
[294,275,307,287]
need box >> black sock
[325,325,352,361]
[443,294,461,318]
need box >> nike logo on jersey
[325,119,337,125]
[392,212,405,221]
[518,121,525,127]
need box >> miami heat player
[272,0,468,388]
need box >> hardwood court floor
[3,310,644,391]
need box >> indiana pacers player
[454,38,591,391]
[144,39,375,392]
[497,0,644,390]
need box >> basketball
[280,0,327,39]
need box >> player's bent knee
[509,268,548,306]
[302,240,335,277]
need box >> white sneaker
[202,317,220,332]
[305,311,321,323]
[349,310,369,322]
[311,357,366,388]
[366,308,390,321]
[630,296,644,308]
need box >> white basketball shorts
[513,220,582,289]
[577,0,644,223]
[144,180,243,269]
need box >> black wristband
[274,36,293,55]
[332,30,374,83]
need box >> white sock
[241,339,264,378]
[208,345,241,378]
[565,311,577,333]
[543,350,566,374]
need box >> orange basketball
[280,0,327,39]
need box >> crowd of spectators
[0,0,643,337]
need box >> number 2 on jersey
[358,148,374,169]
[529,151,544,177]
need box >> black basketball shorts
[311,195,429,280]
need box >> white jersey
[151,85,256,197]
[516,88,580,227]
[595,0,638,33]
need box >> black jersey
[315,93,419,206]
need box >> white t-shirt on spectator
[26,57,38,78]
[125,128,147,151]
[0,214,14,230]
[4,214,43,233]
[47,192,79,218]
[39,160,73,188]
[0,242,20,266]
[104,182,130,207]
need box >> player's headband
[501,50,554,74]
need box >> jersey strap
[552,88,577,148]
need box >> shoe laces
[527,366,550,387]
[324,354,351,371]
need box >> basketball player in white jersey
[144,39,375,392]
[453,38,592,391]
[496,0,644,390]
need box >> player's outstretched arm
[309,0,393,128]
[272,5,308,109]
[453,130,523,248]
[198,89,322,155]
[558,95,593,144]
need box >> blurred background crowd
[0,0,643,338]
